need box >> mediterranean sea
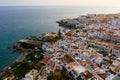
[0,6,120,71]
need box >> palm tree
[57,28,62,39]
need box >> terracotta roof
[41,57,49,63]
[113,45,120,50]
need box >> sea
[0,6,120,71]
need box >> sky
[0,0,120,6]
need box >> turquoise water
[0,6,120,71]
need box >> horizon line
[0,5,120,7]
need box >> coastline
[1,13,120,80]
[1,6,120,74]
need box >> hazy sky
[0,0,120,6]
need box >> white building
[23,69,38,80]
